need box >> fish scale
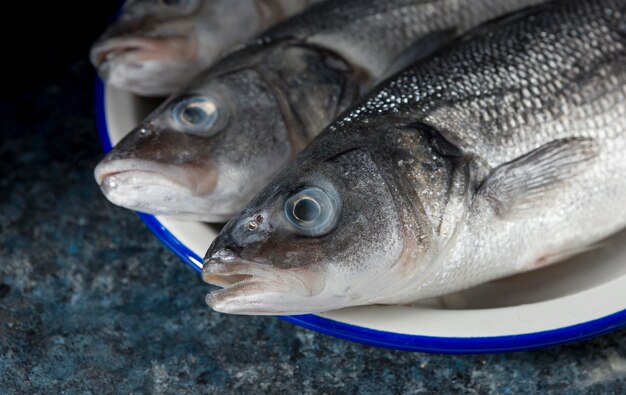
[355,0,626,302]
[263,0,546,77]
[347,1,626,166]
[96,0,549,222]
[202,0,626,315]
[91,0,322,96]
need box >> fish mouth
[98,170,184,194]
[90,36,198,73]
[94,156,259,221]
[95,158,217,195]
[202,260,285,287]
[94,157,244,221]
[93,158,222,219]
[202,257,316,315]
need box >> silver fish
[202,0,626,315]
[91,0,319,96]
[95,0,545,221]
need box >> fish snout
[90,34,198,73]
[201,251,249,288]
[202,225,264,286]
[91,37,162,68]
[204,234,244,265]
[90,33,200,95]
[202,245,274,288]
[202,215,336,314]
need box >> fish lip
[202,260,283,287]
[91,37,156,67]
[98,170,184,193]
[95,161,186,190]
[90,35,197,68]
[96,169,182,188]
[95,165,233,221]
[202,256,314,314]
[94,158,217,195]
[202,252,303,286]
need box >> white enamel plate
[96,81,626,353]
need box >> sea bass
[202,0,626,315]
[94,0,546,221]
[91,0,320,96]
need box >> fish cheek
[321,150,405,279]
[211,69,294,180]
[229,179,336,271]
[245,149,403,281]
[243,233,329,271]
[126,127,216,165]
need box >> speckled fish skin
[202,0,626,315]
[94,0,546,222]
[90,0,320,96]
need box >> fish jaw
[202,251,349,315]
[196,141,417,315]
[93,158,234,222]
[203,260,299,315]
[91,35,200,96]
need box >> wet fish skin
[95,0,546,221]
[202,0,626,315]
[95,42,358,221]
[91,0,319,96]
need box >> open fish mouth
[202,257,314,315]
[202,261,285,287]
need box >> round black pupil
[293,198,321,222]
[182,105,206,125]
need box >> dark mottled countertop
[2,2,626,394]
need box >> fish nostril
[246,214,264,231]
[138,127,151,136]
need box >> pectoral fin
[476,138,599,218]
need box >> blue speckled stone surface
[2,2,626,394]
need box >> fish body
[91,0,320,96]
[202,0,626,315]
[95,0,546,221]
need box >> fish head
[94,64,295,222]
[91,0,224,96]
[202,132,412,315]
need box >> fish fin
[377,29,457,82]
[476,138,599,218]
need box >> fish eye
[284,187,339,236]
[171,96,226,136]
[293,197,321,222]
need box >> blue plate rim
[94,78,626,354]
